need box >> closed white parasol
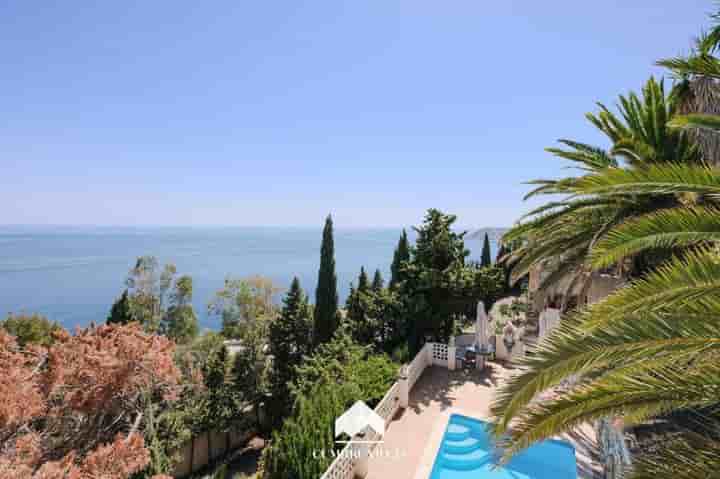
[476,301,488,349]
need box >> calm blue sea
[0,226,495,331]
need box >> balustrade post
[447,337,456,370]
[398,365,410,408]
[353,442,370,478]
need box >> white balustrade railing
[319,443,356,479]
[431,342,449,366]
[408,343,430,390]
[375,381,401,426]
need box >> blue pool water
[430,414,577,479]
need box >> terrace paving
[365,363,601,479]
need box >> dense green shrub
[263,382,360,479]
[1,312,60,346]
[262,334,397,479]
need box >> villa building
[528,262,626,313]
[526,262,626,343]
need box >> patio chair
[464,348,477,369]
[455,346,466,369]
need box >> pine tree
[2,313,60,347]
[231,321,266,426]
[481,232,492,267]
[344,282,362,340]
[313,215,339,346]
[403,209,470,352]
[269,277,313,419]
[199,345,237,435]
[372,269,384,292]
[107,289,133,325]
[204,344,229,390]
[162,275,199,344]
[357,267,370,293]
[390,229,411,288]
[347,267,385,346]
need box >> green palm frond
[504,199,609,243]
[583,78,699,167]
[491,309,720,442]
[657,55,720,79]
[697,25,720,55]
[545,139,617,171]
[522,179,564,199]
[508,229,594,284]
[629,426,720,479]
[587,103,629,144]
[612,137,657,165]
[494,13,720,475]
[670,113,720,132]
[589,206,720,268]
[572,162,720,198]
[536,249,587,293]
[508,79,702,288]
[506,207,619,283]
[491,248,720,446]
[580,247,720,331]
[497,358,720,458]
[516,196,624,226]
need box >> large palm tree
[503,78,699,305]
[658,15,720,164]
[493,12,720,478]
[492,164,720,477]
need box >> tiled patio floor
[365,362,601,479]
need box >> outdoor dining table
[466,343,495,359]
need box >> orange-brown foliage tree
[0,323,180,479]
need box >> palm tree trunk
[678,76,720,165]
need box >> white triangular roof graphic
[335,400,385,438]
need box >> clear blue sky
[0,1,712,228]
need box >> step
[445,423,471,441]
[443,437,483,454]
[440,449,492,470]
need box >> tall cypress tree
[269,277,313,420]
[371,269,384,292]
[313,215,339,346]
[481,233,492,267]
[390,229,411,288]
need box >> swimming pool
[429,414,577,479]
